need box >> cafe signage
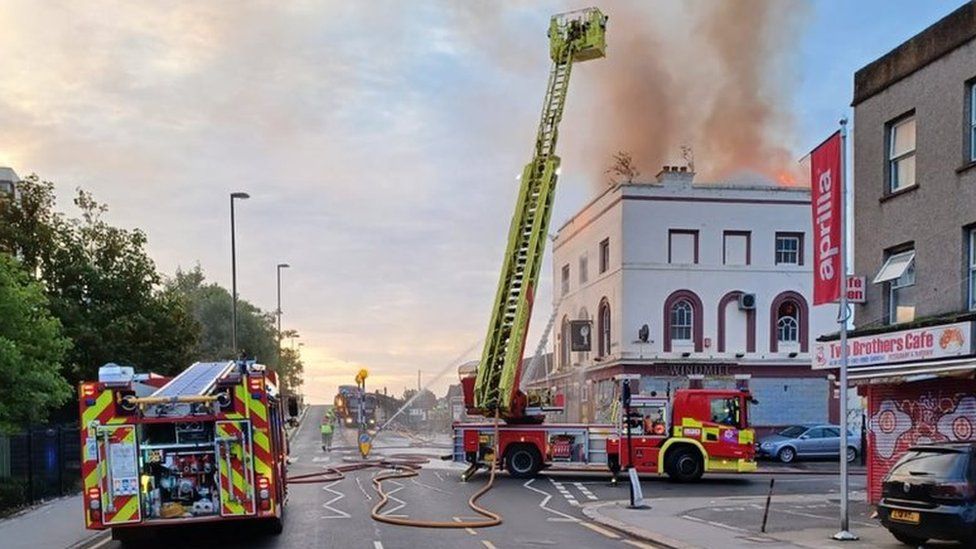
[813,321,973,370]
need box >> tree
[605,151,640,186]
[0,175,199,385]
[0,254,71,432]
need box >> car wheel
[891,531,926,546]
[665,446,704,483]
[505,444,541,478]
[846,446,857,463]
[777,447,796,464]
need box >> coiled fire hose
[288,413,504,529]
[370,410,502,529]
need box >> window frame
[670,299,694,343]
[598,299,611,357]
[668,229,700,265]
[579,253,588,285]
[883,246,917,325]
[599,238,610,274]
[969,228,976,311]
[776,306,799,344]
[775,232,804,266]
[722,230,751,266]
[970,83,976,162]
[887,113,917,193]
[560,264,570,296]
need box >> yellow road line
[580,521,620,539]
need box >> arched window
[671,300,694,342]
[598,299,611,357]
[717,290,756,353]
[777,302,799,343]
[769,291,809,352]
[663,289,704,352]
[559,316,570,369]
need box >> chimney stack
[655,165,695,188]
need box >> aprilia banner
[810,131,842,305]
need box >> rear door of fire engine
[92,424,142,526]
[215,419,256,516]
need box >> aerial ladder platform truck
[79,361,289,542]
[455,6,758,482]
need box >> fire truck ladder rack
[125,361,236,409]
[474,7,607,416]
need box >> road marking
[453,516,477,535]
[481,541,498,549]
[321,480,350,519]
[379,479,406,516]
[356,476,372,501]
[88,536,113,549]
[622,540,657,549]
[411,477,451,495]
[312,456,332,463]
[522,479,579,522]
[548,477,579,506]
[579,521,620,539]
[573,481,598,500]
[374,542,384,549]
[434,471,445,482]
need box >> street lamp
[230,191,250,356]
[276,263,290,365]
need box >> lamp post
[276,263,290,366]
[230,192,250,356]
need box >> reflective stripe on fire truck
[216,420,256,516]
[246,376,275,514]
[220,383,250,420]
[94,425,141,526]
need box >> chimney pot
[655,164,695,187]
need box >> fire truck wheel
[608,455,621,476]
[263,516,284,535]
[777,446,796,464]
[665,446,704,482]
[505,444,542,478]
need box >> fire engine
[453,6,758,481]
[79,361,289,542]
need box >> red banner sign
[810,131,842,305]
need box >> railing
[0,425,81,514]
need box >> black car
[878,443,976,546]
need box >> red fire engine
[79,361,288,542]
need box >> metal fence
[0,425,81,511]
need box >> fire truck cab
[79,361,288,542]
[607,389,758,482]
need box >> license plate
[890,509,920,524]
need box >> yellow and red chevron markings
[216,420,255,516]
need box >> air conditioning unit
[738,293,757,310]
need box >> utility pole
[230,192,250,355]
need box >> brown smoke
[576,0,807,187]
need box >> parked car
[756,424,860,463]
[878,443,976,546]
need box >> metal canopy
[152,361,234,398]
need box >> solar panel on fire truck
[152,361,233,398]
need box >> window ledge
[957,160,976,175]
[879,184,918,203]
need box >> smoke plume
[574,0,807,186]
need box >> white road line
[680,514,749,533]
[481,540,498,549]
[374,542,384,549]
[410,477,452,495]
[622,540,658,549]
[523,479,579,522]
[356,476,372,501]
[88,536,113,549]
[380,480,406,516]
[453,516,477,535]
[548,478,579,506]
[573,481,598,500]
[434,471,445,482]
[321,480,350,519]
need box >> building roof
[853,1,976,106]
[0,167,19,183]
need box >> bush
[0,477,27,516]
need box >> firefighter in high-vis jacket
[320,412,335,451]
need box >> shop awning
[848,356,976,385]
[873,250,915,283]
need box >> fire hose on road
[287,414,503,529]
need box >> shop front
[814,319,976,503]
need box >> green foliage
[0,255,71,433]
[0,175,199,385]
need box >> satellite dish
[638,324,650,343]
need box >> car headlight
[761,442,772,449]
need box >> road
[72,405,865,549]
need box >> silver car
[757,424,861,463]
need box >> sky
[0,0,966,403]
